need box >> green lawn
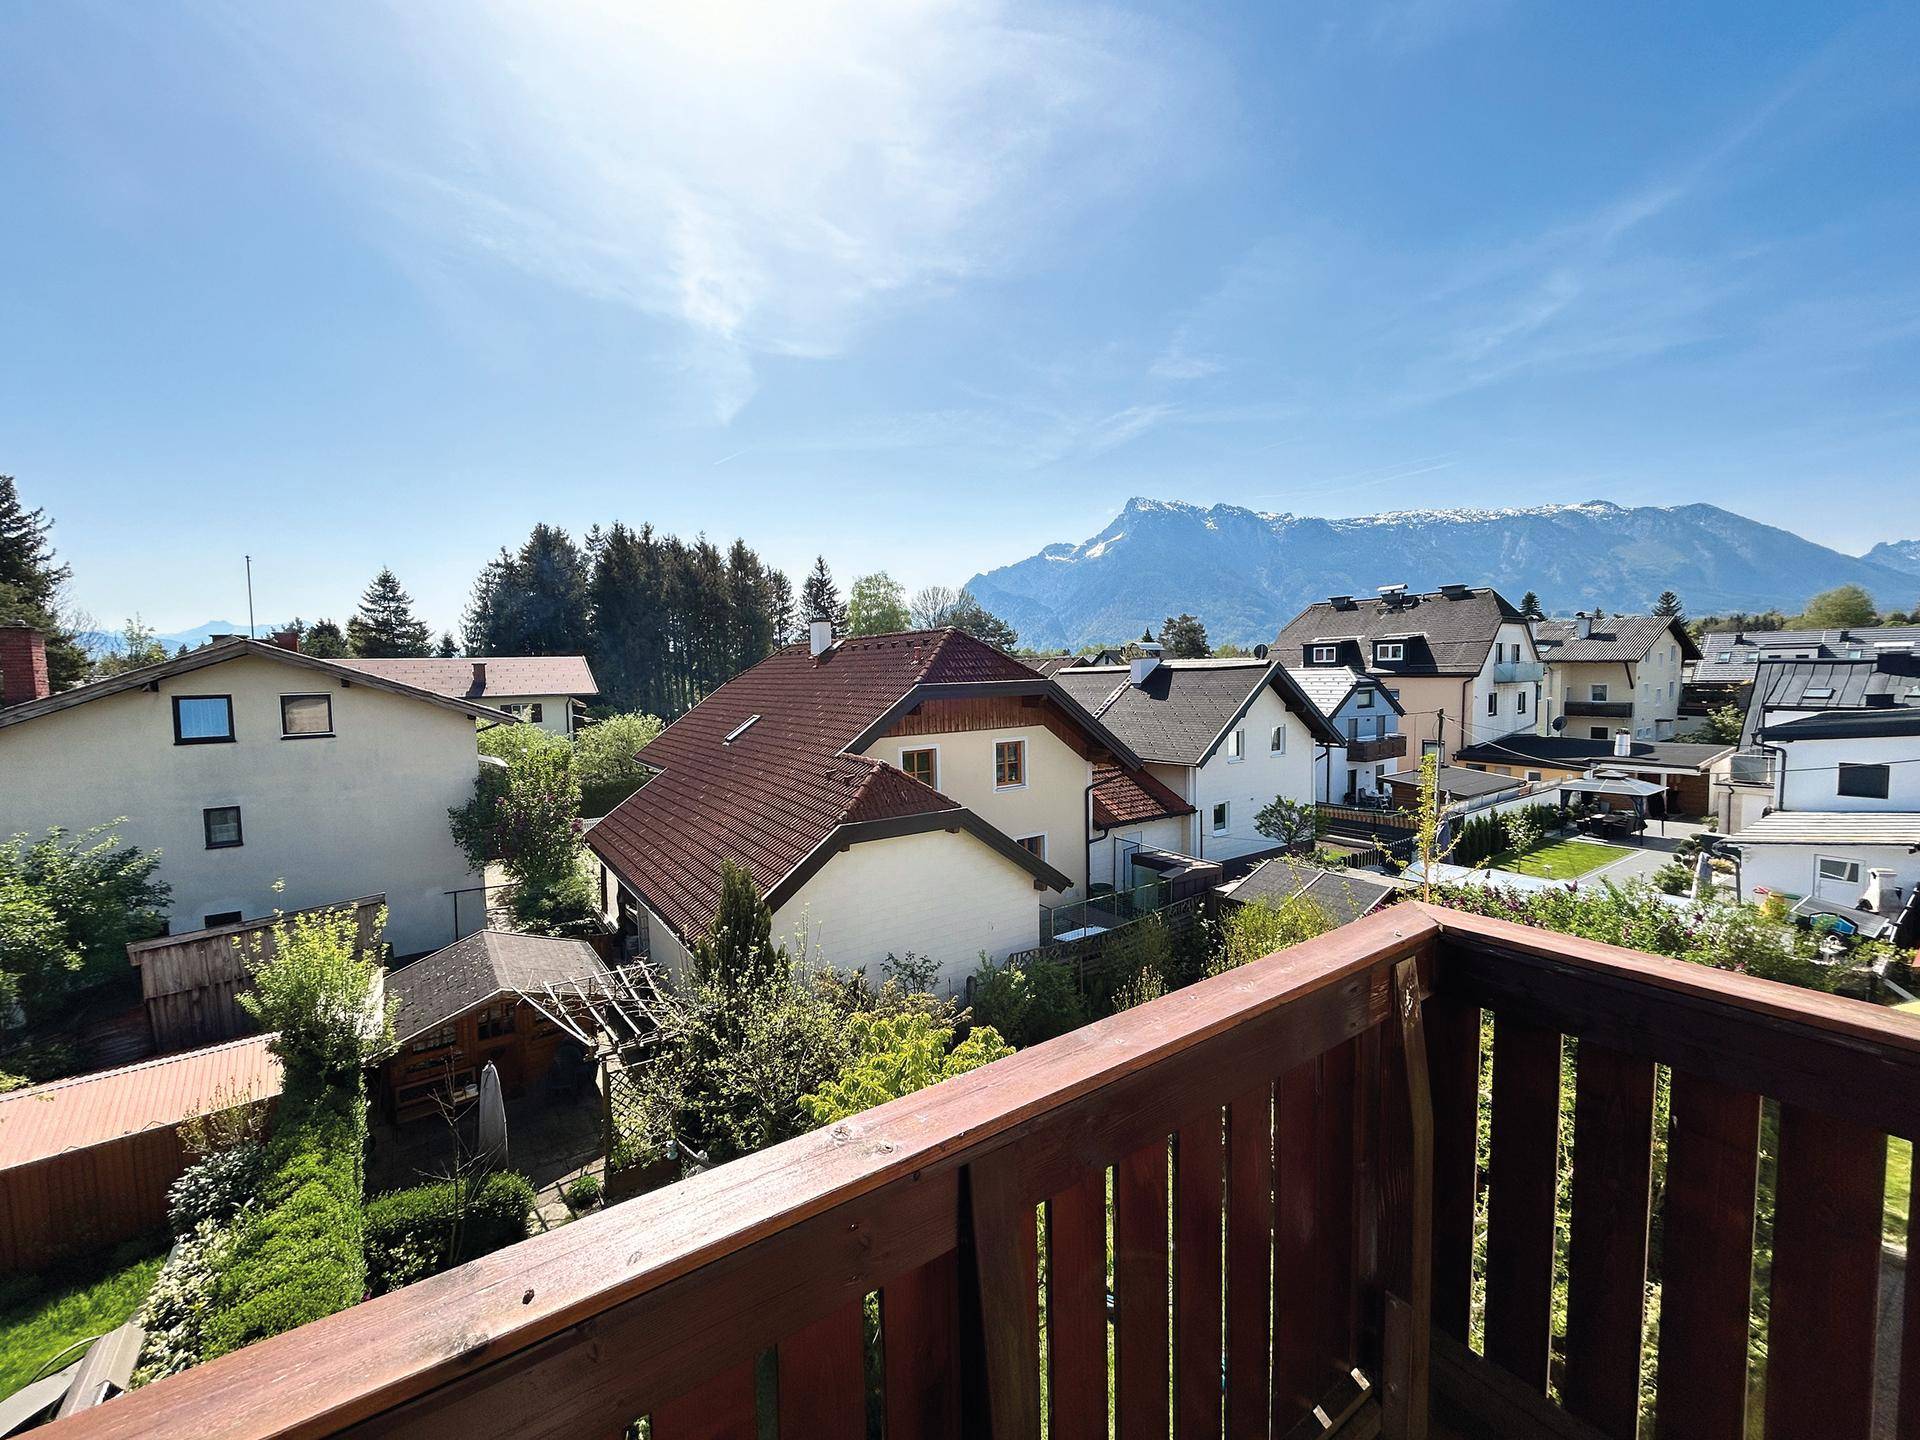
[0,1240,163,1397]
[1891,1134,1913,1246]
[1485,838,1628,880]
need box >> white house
[0,626,507,956]
[1285,665,1406,803]
[334,654,599,735]
[583,625,1186,987]
[1052,655,1342,877]
[1532,613,1696,742]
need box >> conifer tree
[1518,591,1544,621]
[1158,613,1210,658]
[302,618,350,658]
[1652,590,1684,619]
[800,556,846,632]
[0,476,89,689]
[346,568,433,657]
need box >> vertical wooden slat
[1174,1108,1225,1440]
[1764,1104,1885,1439]
[1116,1139,1171,1440]
[777,1299,866,1440]
[1315,1040,1358,1377]
[883,1252,962,1440]
[1652,1071,1759,1440]
[1561,1043,1655,1440]
[1900,1183,1920,1440]
[1047,1172,1109,1440]
[968,1150,1042,1439]
[1226,1081,1273,1438]
[1381,955,1434,1440]
[1273,1059,1322,1431]
[1483,1018,1561,1393]
[650,1357,758,1440]
[1426,993,1481,1341]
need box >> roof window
[723,714,761,745]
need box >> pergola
[1557,770,1669,836]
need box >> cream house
[0,629,508,955]
[334,655,599,735]
[585,625,1185,987]
[1532,613,1695,743]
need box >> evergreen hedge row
[364,1171,536,1296]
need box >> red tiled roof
[333,655,598,699]
[0,1035,281,1170]
[588,630,1046,940]
[1091,764,1195,828]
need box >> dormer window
[1375,642,1405,663]
[1311,645,1337,664]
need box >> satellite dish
[1551,716,1566,732]
[1253,643,1270,660]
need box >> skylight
[723,714,761,745]
[1802,688,1834,700]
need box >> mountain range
[966,499,1920,650]
[79,619,295,658]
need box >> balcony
[1492,660,1544,684]
[1728,751,1776,786]
[1563,698,1634,718]
[51,906,1920,1440]
[1346,731,1407,763]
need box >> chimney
[1612,729,1632,758]
[809,619,834,658]
[0,626,51,707]
[1575,611,1593,640]
[1130,654,1162,689]
[270,629,300,652]
[470,660,488,694]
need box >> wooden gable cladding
[881,694,1109,761]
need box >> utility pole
[245,555,256,638]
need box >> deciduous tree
[847,571,910,635]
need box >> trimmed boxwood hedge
[204,1072,367,1358]
[364,1171,536,1296]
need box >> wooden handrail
[50,907,1436,1440]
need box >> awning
[1557,774,1666,799]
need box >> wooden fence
[126,896,386,1052]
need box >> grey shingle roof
[1221,858,1395,924]
[1274,587,1525,676]
[388,930,609,1043]
[1382,765,1524,800]
[1532,615,1698,664]
[1023,654,1090,677]
[1051,659,1340,764]
[1692,626,1920,683]
[1451,735,1731,772]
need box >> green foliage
[1211,894,1335,974]
[0,474,90,690]
[1450,804,1562,869]
[563,1173,603,1214]
[299,618,350,658]
[1796,583,1877,629]
[462,524,592,657]
[968,953,1087,1048]
[508,864,603,938]
[1518,591,1544,621]
[691,860,780,992]
[846,571,911,636]
[941,589,1019,650]
[477,720,574,768]
[450,739,584,886]
[363,1171,536,1295]
[90,616,169,678]
[166,1138,265,1234]
[133,1221,231,1386]
[1253,794,1322,849]
[1679,702,1744,745]
[1112,965,1167,1011]
[205,1073,367,1358]
[574,710,663,815]
[346,566,433,657]
[799,1011,1013,1126]
[1652,589,1684,618]
[1158,613,1209,658]
[239,905,394,1082]
[1650,861,1694,895]
[0,823,169,1017]
[0,1240,165,1398]
[801,554,846,629]
[1082,913,1176,1015]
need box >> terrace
[43,904,1920,1440]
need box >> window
[1525,770,1543,782]
[1386,689,1400,703]
[1589,683,1609,702]
[1357,688,1374,708]
[478,1003,517,1041]
[1817,857,1861,885]
[1837,763,1890,800]
[1516,690,1527,715]
[1589,726,1609,741]
[1375,642,1405,662]
[1311,645,1337,664]
[1718,651,1731,662]
[203,806,243,849]
[1269,725,1286,754]
[203,911,244,929]
[411,1023,457,1054]
[1015,834,1047,860]
[1486,692,1498,716]
[1225,729,1245,762]
[900,747,938,788]
[1211,801,1230,835]
[1346,717,1360,742]
[994,739,1026,789]
[280,693,333,737]
[173,695,234,744]
[1421,740,1441,758]
[528,703,544,723]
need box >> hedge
[364,1171,535,1296]
[204,1072,367,1358]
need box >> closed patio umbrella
[1691,849,1714,901]
[476,1062,508,1172]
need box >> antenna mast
[245,555,256,638]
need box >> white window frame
[1837,762,1890,800]
[1525,770,1543,782]
[1589,683,1609,702]
[1311,645,1338,664]
[898,744,939,790]
[1486,692,1498,716]
[1816,856,1861,886]
[1225,728,1245,763]
[993,737,1028,791]
[1269,724,1287,754]
[1211,801,1230,835]
[1517,689,1527,715]
[1375,642,1405,662]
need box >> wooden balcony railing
[44,905,1920,1440]
[1345,732,1407,764]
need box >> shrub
[166,1139,265,1234]
[508,865,603,938]
[133,1220,235,1386]
[968,953,1086,1049]
[1650,862,1694,896]
[0,823,169,1017]
[363,1170,537,1295]
[204,1073,367,1358]
[1211,894,1335,975]
[240,905,394,1082]
[575,712,663,816]
[563,1173,603,1214]
[1084,914,1174,1016]
[1254,795,1322,850]
[799,1012,1013,1125]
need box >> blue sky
[3,1,1918,634]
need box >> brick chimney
[270,629,301,652]
[0,626,51,707]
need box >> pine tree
[766,570,796,647]
[1652,590,1684,619]
[435,632,459,657]
[346,568,433,657]
[302,618,350,658]
[691,861,782,992]
[800,556,845,632]
[463,525,591,655]
[0,476,89,689]
[1518,591,1544,620]
[1159,613,1210,658]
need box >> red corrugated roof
[1092,764,1195,828]
[587,629,1044,940]
[0,1035,281,1170]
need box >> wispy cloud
[214,1,1196,421]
